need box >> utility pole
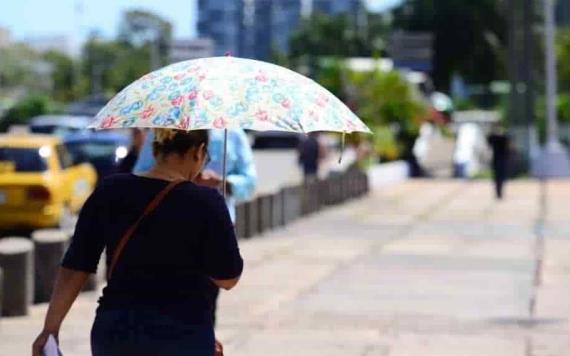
[533,0,570,177]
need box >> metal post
[533,0,570,177]
[545,0,560,147]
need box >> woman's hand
[215,338,224,356]
[195,170,223,189]
[32,329,57,356]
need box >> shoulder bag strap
[107,179,185,280]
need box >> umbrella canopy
[89,57,371,134]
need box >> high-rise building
[271,0,303,55]
[557,0,570,27]
[197,0,302,60]
[250,0,302,59]
[312,0,366,29]
[312,0,362,15]
[197,0,242,56]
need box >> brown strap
[107,179,185,280]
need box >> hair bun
[154,128,178,144]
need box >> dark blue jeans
[91,308,215,356]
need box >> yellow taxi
[0,134,97,230]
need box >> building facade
[170,38,214,63]
[557,0,570,27]
[197,0,302,60]
[197,0,242,56]
[312,0,366,29]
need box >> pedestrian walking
[33,128,243,356]
[487,124,510,199]
[298,132,326,182]
[132,128,256,352]
[116,128,146,174]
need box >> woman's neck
[145,161,188,181]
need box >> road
[1,179,570,355]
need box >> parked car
[252,131,301,149]
[65,94,111,117]
[0,134,97,230]
[63,131,129,181]
[29,115,91,138]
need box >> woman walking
[33,128,243,356]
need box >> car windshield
[0,147,48,172]
[65,142,119,163]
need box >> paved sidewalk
[1,179,570,355]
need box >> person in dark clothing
[488,125,510,199]
[298,132,325,182]
[116,128,146,173]
[33,128,242,356]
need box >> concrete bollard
[283,185,301,224]
[328,174,341,205]
[257,195,273,234]
[235,203,247,239]
[271,190,285,227]
[245,199,259,238]
[32,229,69,303]
[302,181,320,215]
[0,237,34,316]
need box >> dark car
[252,131,301,149]
[63,131,129,181]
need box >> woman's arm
[32,267,89,355]
[211,276,241,290]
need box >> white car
[29,115,92,138]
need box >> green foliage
[43,50,77,101]
[315,58,346,100]
[0,44,51,93]
[288,13,389,73]
[535,93,570,143]
[348,70,425,136]
[345,69,427,160]
[371,125,399,161]
[392,0,506,90]
[0,95,60,132]
[557,27,570,92]
[82,36,151,94]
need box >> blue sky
[0,0,401,41]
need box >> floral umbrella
[90,56,371,194]
[90,56,370,134]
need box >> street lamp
[533,0,570,177]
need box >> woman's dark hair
[152,129,209,157]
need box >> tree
[347,69,427,160]
[392,0,507,90]
[43,50,76,101]
[82,36,150,94]
[117,9,173,68]
[0,44,51,93]
[289,13,388,61]
[557,27,570,92]
[0,95,58,131]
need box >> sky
[0,0,402,42]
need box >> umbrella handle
[222,129,228,198]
